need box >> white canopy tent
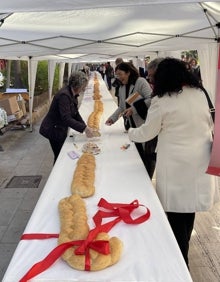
[0,1,220,127]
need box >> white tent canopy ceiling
[0,1,219,61]
[0,0,220,127]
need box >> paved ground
[0,119,54,280]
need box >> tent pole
[59,62,65,89]
[48,60,56,103]
[28,57,38,132]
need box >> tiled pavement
[0,120,54,280]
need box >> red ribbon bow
[19,238,110,281]
[93,198,151,226]
[75,239,110,271]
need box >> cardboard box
[17,100,27,116]
[4,89,29,102]
[0,96,20,115]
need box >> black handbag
[133,98,148,120]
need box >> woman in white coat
[128,57,219,267]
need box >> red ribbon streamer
[19,239,110,282]
[21,233,59,240]
[93,198,151,226]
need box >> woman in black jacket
[40,71,93,163]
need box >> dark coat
[39,86,86,142]
[105,64,114,78]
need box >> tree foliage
[1,60,59,96]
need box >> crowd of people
[39,55,219,271]
[182,56,202,83]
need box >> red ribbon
[74,217,121,256]
[21,233,59,240]
[93,198,151,226]
[19,220,121,281]
[77,239,110,271]
[19,239,109,282]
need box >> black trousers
[144,153,156,179]
[106,76,112,90]
[166,212,195,267]
[144,137,157,179]
[49,139,65,164]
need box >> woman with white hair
[40,71,94,163]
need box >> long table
[3,72,193,282]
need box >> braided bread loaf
[58,194,123,271]
[71,153,96,197]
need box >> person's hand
[123,107,133,118]
[85,126,94,138]
[105,118,114,126]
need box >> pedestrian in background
[105,62,114,91]
[112,57,124,104]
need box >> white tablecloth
[3,72,193,282]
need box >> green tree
[35,61,59,96]
[2,60,60,96]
